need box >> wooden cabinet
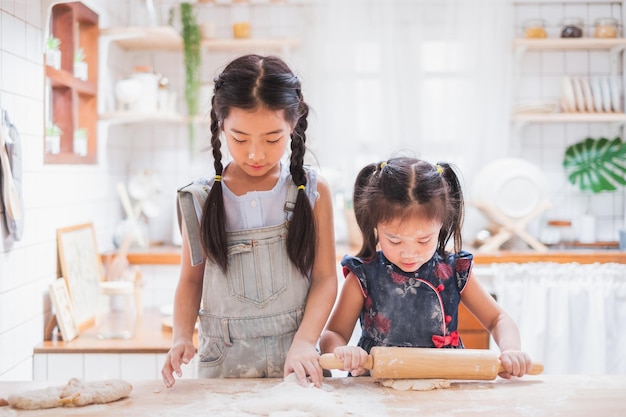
[458,302,490,349]
[45,2,98,164]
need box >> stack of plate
[561,76,621,113]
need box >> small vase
[45,49,61,70]
[45,134,61,154]
[74,61,88,81]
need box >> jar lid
[99,281,134,295]
[561,17,584,26]
[547,220,572,227]
[595,17,619,25]
[523,18,546,28]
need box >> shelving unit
[512,37,626,127]
[45,1,98,164]
[99,26,300,125]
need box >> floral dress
[341,250,473,353]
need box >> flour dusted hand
[7,378,132,410]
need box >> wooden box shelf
[45,1,98,164]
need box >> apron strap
[177,182,209,266]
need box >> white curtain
[302,0,514,195]
[490,263,626,374]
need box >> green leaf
[563,136,626,193]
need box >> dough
[377,378,451,391]
[7,378,132,410]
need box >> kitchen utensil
[0,123,22,220]
[610,77,621,112]
[601,77,612,112]
[320,347,544,380]
[580,77,595,113]
[590,77,604,112]
[572,77,586,112]
[561,76,576,112]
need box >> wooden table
[106,245,626,265]
[1,375,624,416]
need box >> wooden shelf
[513,112,626,123]
[45,1,99,165]
[514,37,626,51]
[100,26,182,51]
[101,26,300,52]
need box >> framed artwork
[57,223,103,331]
[49,278,79,341]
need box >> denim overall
[178,178,310,378]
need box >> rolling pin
[319,347,544,380]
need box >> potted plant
[45,123,62,154]
[563,136,626,243]
[180,2,201,154]
[73,48,88,81]
[73,128,88,156]
[45,36,61,70]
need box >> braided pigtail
[200,94,228,272]
[287,100,316,276]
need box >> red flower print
[390,271,409,285]
[435,263,453,280]
[373,314,391,334]
[456,258,471,273]
[365,296,373,310]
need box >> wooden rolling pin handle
[319,353,374,371]
[498,360,544,375]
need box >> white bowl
[115,78,142,106]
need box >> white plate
[590,77,604,112]
[472,158,548,219]
[601,77,612,112]
[610,77,621,112]
[515,102,558,114]
[580,78,595,113]
[561,76,577,113]
[571,77,586,112]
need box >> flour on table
[6,378,132,410]
[236,374,389,417]
[377,378,450,391]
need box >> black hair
[352,157,464,261]
[201,54,315,276]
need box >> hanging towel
[1,110,24,241]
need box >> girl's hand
[333,346,369,376]
[284,339,324,388]
[498,350,533,379]
[161,340,196,388]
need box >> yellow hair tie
[297,185,305,191]
[214,175,222,182]
[436,164,444,175]
[380,162,387,169]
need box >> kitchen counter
[1,375,624,416]
[104,245,626,265]
[34,308,184,354]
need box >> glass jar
[594,17,619,38]
[540,219,574,249]
[231,0,251,39]
[561,18,584,38]
[96,281,137,339]
[523,19,548,39]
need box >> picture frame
[57,223,103,331]
[49,278,79,341]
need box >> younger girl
[320,157,533,378]
[162,55,337,388]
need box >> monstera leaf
[563,136,626,193]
